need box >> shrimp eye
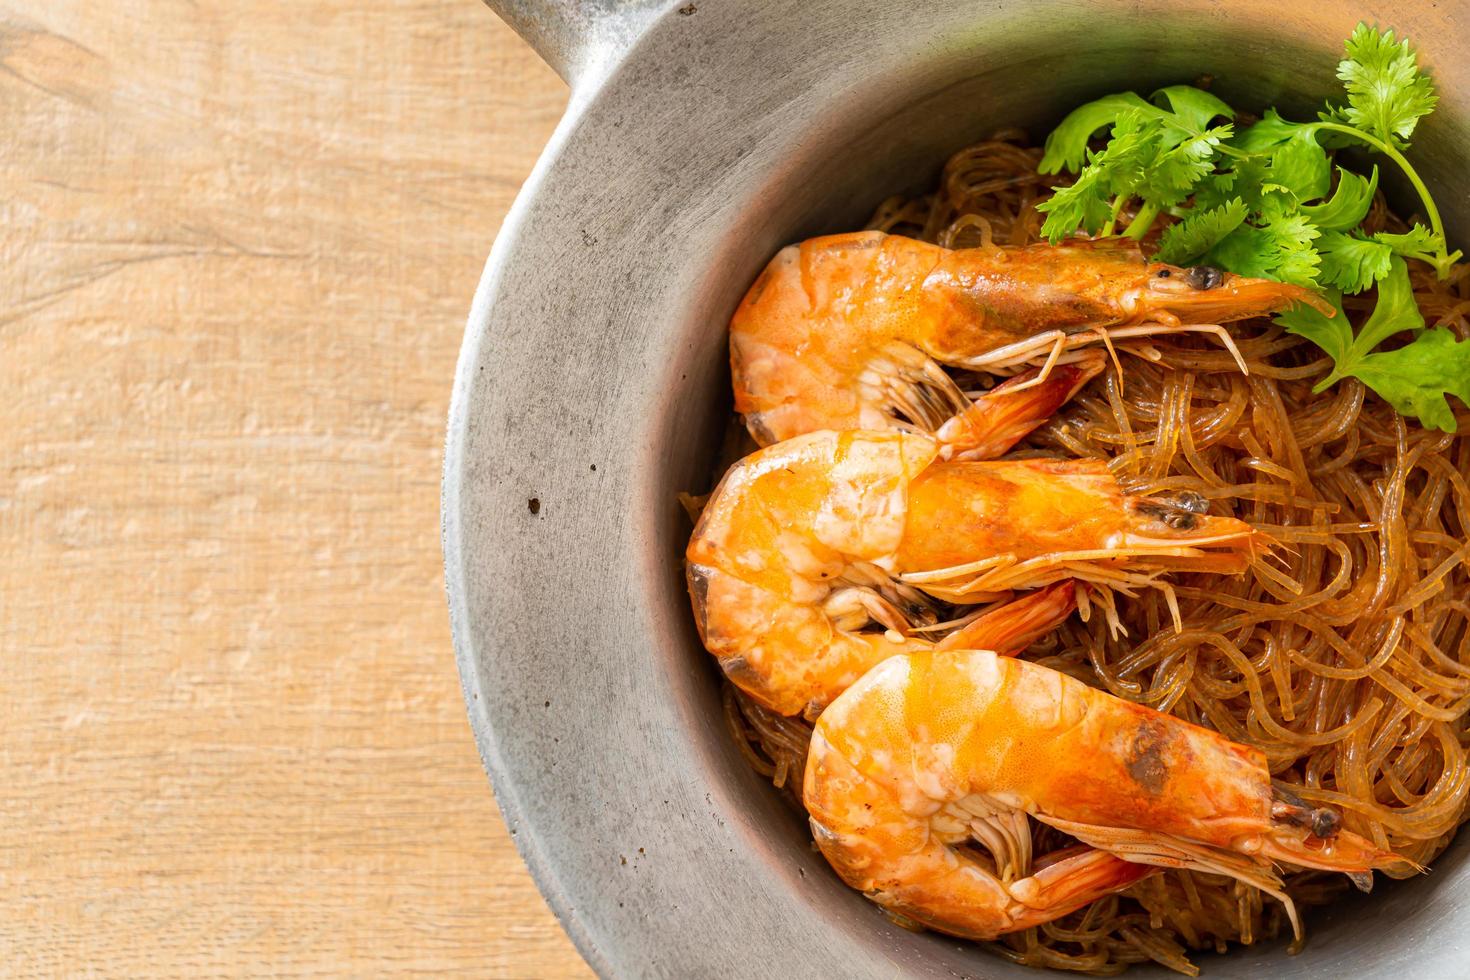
[1132,499,1200,530]
[1162,510,1198,530]
[1310,806,1342,839]
[1171,491,1208,514]
[1155,268,1172,279]
[1185,265,1225,290]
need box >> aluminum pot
[442,2,1470,975]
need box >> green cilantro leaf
[1038,93,1154,173]
[1351,329,1470,432]
[1342,255,1424,358]
[1225,111,1332,202]
[1317,231,1393,292]
[1043,27,1456,277]
[1274,289,1350,365]
[1379,224,1437,253]
[1039,86,1233,176]
[1194,153,1270,211]
[1377,223,1443,261]
[1262,207,1323,287]
[1143,124,1233,206]
[1151,85,1235,134]
[1156,198,1249,265]
[1334,23,1438,148]
[1225,194,1320,285]
[1038,86,1235,240]
[1300,165,1378,231]
[1315,225,1450,293]
[1200,193,1320,286]
[1277,255,1420,383]
[1207,226,1274,279]
[1039,110,1183,239]
[1234,108,1313,152]
[1094,111,1169,200]
[1268,129,1331,200]
[1038,25,1465,430]
[1036,165,1113,239]
[1277,259,1464,431]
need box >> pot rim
[444,3,1470,976]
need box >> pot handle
[483,0,672,87]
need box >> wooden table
[2,3,590,975]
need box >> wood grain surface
[1,2,592,975]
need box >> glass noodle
[723,132,1470,975]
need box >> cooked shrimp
[730,231,1330,450]
[685,430,1265,717]
[804,649,1412,941]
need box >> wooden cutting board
[1,2,591,974]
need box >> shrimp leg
[881,841,1156,941]
[934,352,1106,461]
[1007,848,1157,928]
[935,580,1078,653]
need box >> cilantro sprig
[1038,23,1466,431]
[1276,259,1470,432]
[1038,87,1236,239]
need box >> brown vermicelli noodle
[723,131,1470,975]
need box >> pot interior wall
[644,8,1470,977]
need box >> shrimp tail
[935,581,1078,653]
[936,351,1107,461]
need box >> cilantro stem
[1314,121,1461,277]
[1100,196,1127,238]
[1122,202,1159,240]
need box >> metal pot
[442,2,1470,975]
